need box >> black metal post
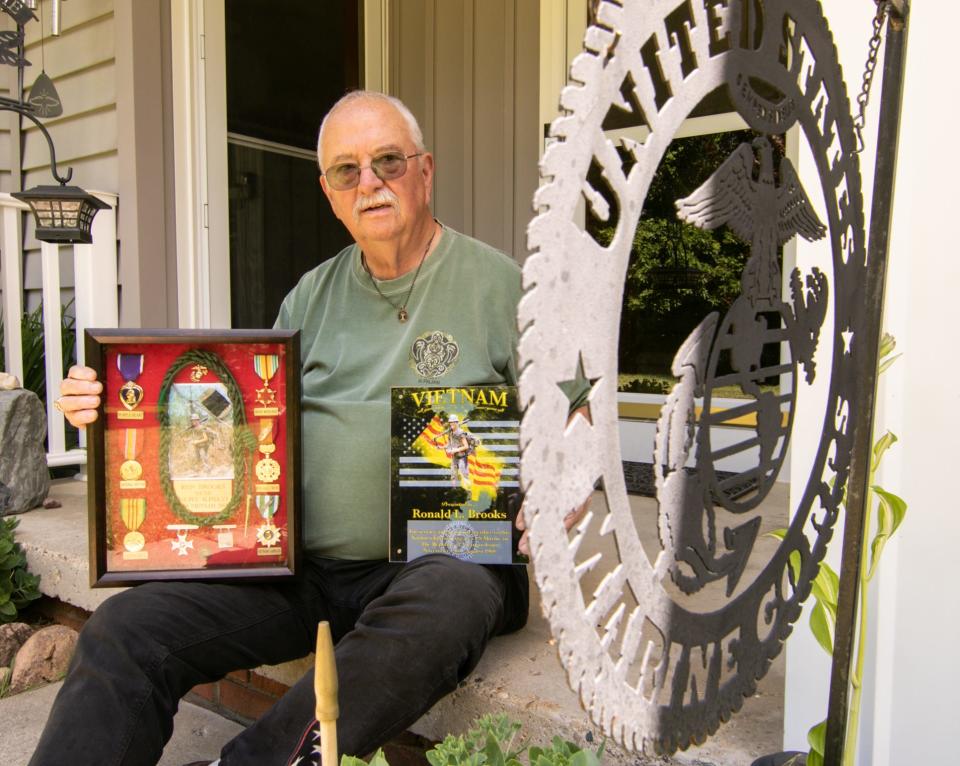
[823,3,910,764]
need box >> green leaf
[341,756,370,766]
[0,600,16,618]
[569,750,600,766]
[878,353,901,375]
[878,332,897,362]
[871,431,898,472]
[867,486,908,581]
[788,550,802,584]
[810,563,840,621]
[367,749,391,766]
[874,487,907,537]
[807,719,827,763]
[766,528,787,541]
[809,599,834,655]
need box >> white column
[0,198,25,382]
[72,192,119,366]
[40,241,66,458]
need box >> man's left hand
[516,405,592,557]
[516,501,590,557]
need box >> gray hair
[317,91,426,170]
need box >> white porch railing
[0,191,119,468]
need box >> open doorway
[224,0,361,329]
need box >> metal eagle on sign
[520,0,867,755]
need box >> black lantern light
[12,183,109,243]
[1,0,107,244]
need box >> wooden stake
[314,621,339,766]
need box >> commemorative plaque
[389,385,525,565]
[85,329,301,586]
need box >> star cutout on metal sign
[557,351,600,425]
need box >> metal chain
[853,0,891,153]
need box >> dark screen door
[225,0,361,329]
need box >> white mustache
[353,189,400,220]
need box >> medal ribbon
[256,495,279,519]
[258,418,276,448]
[117,353,144,382]
[123,428,142,460]
[120,498,146,531]
[254,354,279,383]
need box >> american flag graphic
[399,412,519,500]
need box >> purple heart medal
[117,353,145,420]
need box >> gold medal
[119,498,148,560]
[253,355,280,416]
[255,457,281,483]
[255,523,280,547]
[120,459,142,481]
[119,429,145,485]
[254,418,281,482]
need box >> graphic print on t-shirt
[410,330,460,380]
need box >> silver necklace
[361,222,439,323]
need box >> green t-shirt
[275,227,522,559]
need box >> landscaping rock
[0,621,34,666]
[9,624,77,694]
[0,388,49,515]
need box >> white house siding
[19,0,117,316]
[389,0,540,261]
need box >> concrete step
[0,680,244,766]
[11,479,786,765]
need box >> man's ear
[419,153,435,206]
[319,175,343,220]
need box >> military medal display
[84,330,301,586]
[116,353,145,420]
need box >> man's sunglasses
[322,152,423,191]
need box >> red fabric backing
[102,342,291,573]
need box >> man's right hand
[58,365,102,428]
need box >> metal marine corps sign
[521,0,868,754]
[85,330,301,586]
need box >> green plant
[0,516,42,623]
[341,715,604,766]
[772,333,905,766]
[0,300,77,401]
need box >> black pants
[30,554,528,766]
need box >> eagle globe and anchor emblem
[660,135,828,596]
[520,0,870,754]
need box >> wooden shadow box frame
[85,329,301,587]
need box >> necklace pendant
[398,308,408,323]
